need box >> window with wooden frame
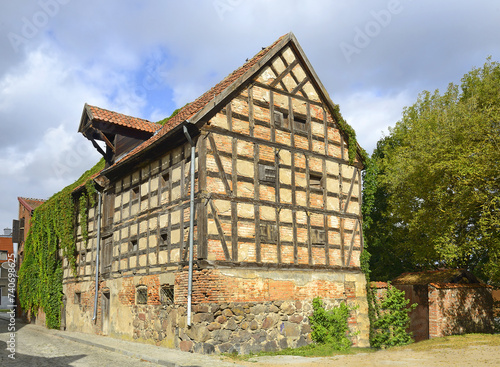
[101,237,113,272]
[311,228,326,245]
[260,223,278,243]
[160,284,174,306]
[274,111,289,129]
[258,164,276,184]
[136,286,148,305]
[309,173,324,189]
[102,191,115,227]
[293,116,307,132]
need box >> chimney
[3,228,12,236]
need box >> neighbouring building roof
[18,197,46,212]
[392,269,482,286]
[84,104,161,134]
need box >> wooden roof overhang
[78,104,160,165]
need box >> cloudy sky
[1,0,499,230]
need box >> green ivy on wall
[18,159,104,329]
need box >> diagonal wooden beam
[346,219,359,267]
[291,76,310,96]
[208,199,231,261]
[343,168,358,214]
[208,134,232,195]
[269,59,299,88]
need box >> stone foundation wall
[63,268,369,353]
[129,298,360,354]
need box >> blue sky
[1,0,500,229]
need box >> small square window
[160,285,174,306]
[74,292,81,304]
[258,164,276,184]
[294,116,307,132]
[274,111,289,128]
[309,173,323,189]
[136,286,148,305]
[260,224,278,243]
[311,229,326,245]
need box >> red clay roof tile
[87,105,161,133]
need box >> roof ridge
[105,33,290,172]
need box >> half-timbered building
[64,33,369,353]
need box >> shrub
[371,283,416,348]
[309,297,353,351]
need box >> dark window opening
[310,173,323,189]
[159,233,168,250]
[74,292,81,304]
[130,239,138,252]
[136,286,148,305]
[294,116,307,132]
[160,285,174,306]
[161,172,170,188]
[131,185,140,201]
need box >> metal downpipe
[183,125,196,327]
[92,190,103,321]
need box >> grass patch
[0,309,11,312]
[224,343,375,361]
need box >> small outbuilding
[391,269,494,341]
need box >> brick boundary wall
[428,283,494,338]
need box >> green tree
[363,58,500,284]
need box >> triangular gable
[18,197,45,212]
[101,32,365,176]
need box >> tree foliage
[363,58,500,284]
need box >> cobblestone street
[0,316,161,366]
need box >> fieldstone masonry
[130,298,361,354]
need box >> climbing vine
[18,159,104,329]
[330,104,368,165]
